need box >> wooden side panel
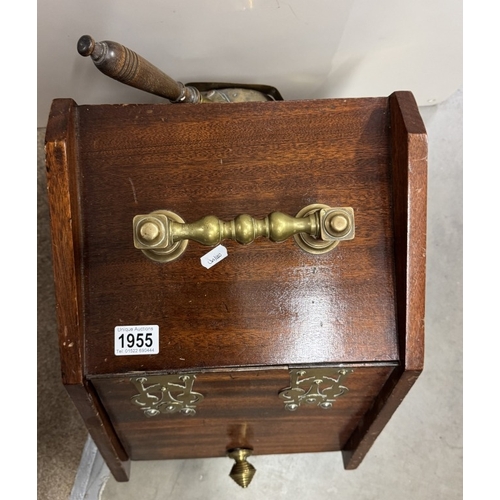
[390,91,427,371]
[45,99,131,481]
[341,91,427,469]
[91,366,394,460]
[45,98,84,386]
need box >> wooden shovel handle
[77,35,200,103]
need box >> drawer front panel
[91,365,394,460]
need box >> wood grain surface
[341,91,427,469]
[45,92,427,480]
[91,366,394,460]
[75,97,398,375]
[45,99,131,480]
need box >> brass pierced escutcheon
[278,368,353,411]
[227,448,256,488]
[130,375,204,417]
[133,204,355,263]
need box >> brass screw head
[329,214,349,234]
[139,221,160,241]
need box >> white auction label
[114,325,159,356]
[200,244,228,269]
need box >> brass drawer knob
[227,448,256,488]
[133,204,355,262]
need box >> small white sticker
[114,325,159,356]
[200,244,228,269]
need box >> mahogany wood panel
[44,98,83,386]
[74,97,399,375]
[390,91,427,371]
[45,93,427,481]
[91,366,394,460]
[45,99,131,481]
[341,91,427,469]
[65,382,131,481]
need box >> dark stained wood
[45,93,427,483]
[45,99,131,481]
[390,90,427,371]
[65,382,131,481]
[91,366,394,460]
[341,91,427,469]
[44,98,83,386]
[76,98,399,375]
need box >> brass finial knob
[227,448,256,488]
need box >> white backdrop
[37,0,462,127]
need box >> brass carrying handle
[133,204,354,263]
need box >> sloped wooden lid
[45,94,425,377]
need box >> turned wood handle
[77,35,200,103]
